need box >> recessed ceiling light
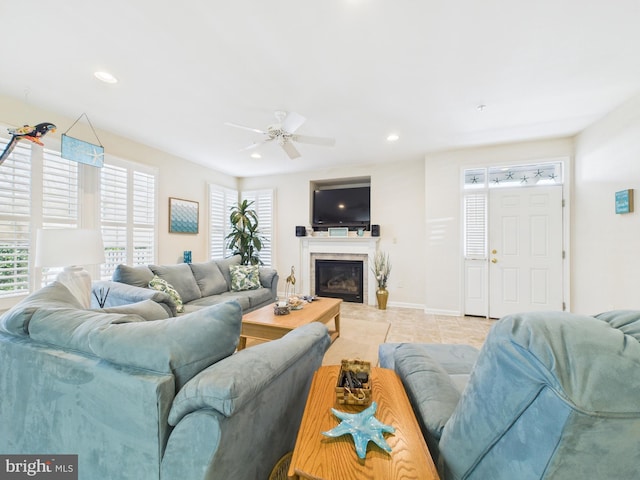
[94,71,118,84]
[386,134,399,142]
[250,152,261,159]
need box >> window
[100,161,157,280]
[242,189,274,267]
[464,194,486,259]
[209,185,238,260]
[0,138,32,297]
[208,185,274,267]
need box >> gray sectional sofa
[0,281,330,479]
[379,310,640,480]
[93,254,278,316]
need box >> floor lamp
[35,229,105,309]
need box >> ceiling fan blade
[281,141,301,159]
[291,134,336,147]
[281,112,306,133]
[238,139,268,152]
[224,122,268,134]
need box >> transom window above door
[464,162,563,189]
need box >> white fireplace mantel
[299,236,380,306]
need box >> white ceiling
[2,1,640,177]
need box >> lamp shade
[35,229,105,268]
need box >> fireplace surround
[299,236,379,306]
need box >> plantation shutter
[132,171,155,265]
[0,139,31,296]
[242,189,274,267]
[40,150,79,285]
[100,162,157,280]
[209,185,237,259]
[464,193,487,259]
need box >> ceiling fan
[225,111,335,159]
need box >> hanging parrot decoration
[0,122,57,166]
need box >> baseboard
[423,308,462,316]
[387,301,424,310]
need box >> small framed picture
[169,197,199,234]
[615,189,634,214]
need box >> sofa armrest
[169,321,330,424]
[163,322,330,480]
[91,280,177,316]
[259,268,279,298]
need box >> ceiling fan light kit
[225,111,335,159]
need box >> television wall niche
[311,179,371,231]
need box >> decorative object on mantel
[321,401,395,459]
[0,122,56,166]
[328,227,349,237]
[615,189,634,214]
[372,251,391,310]
[61,113,104,167]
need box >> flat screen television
[312,186,370,230]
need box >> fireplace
[315,259,364,303]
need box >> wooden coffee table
[287,365,440,480]
[238,297,341,350]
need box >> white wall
[573,93,640,314]
[0,94,236,267]
[423,138,574,315]
[240,159,426,308]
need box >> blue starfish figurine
[322,401,395,459]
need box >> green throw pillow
[230,265,261,292]
[149,275,184,313]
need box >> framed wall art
[169,197,199,234]
[615,189,634,214]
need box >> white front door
[488,186,563,318]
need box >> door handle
[491,258,497,263]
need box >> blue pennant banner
[61,134,104,167]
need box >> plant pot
[376,288,389,310]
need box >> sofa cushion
[214,255,242,289]
[230,265,261,291]
[149,276,184,313]
[95,299,171,321]
[393,344,463,451]
[29,308,145,353]
[112,264,154,288]
[88,301,242,390]
[0,282,83,336]
[149,263,202,303]
[189,261,228,296]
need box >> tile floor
[341,302,495,350]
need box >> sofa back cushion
[214,255,242,290]
[0,282,83,336]
[29,308,145,353]
[149,263,202,303]
[113,264,154,288]
[189,261,228,296]
[89,301,242,390]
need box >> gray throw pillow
[112,264,154,288]
[149,263,202,303]
[189,261,228,296]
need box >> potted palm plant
[226,199,265,265]
[371,251,391,310]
